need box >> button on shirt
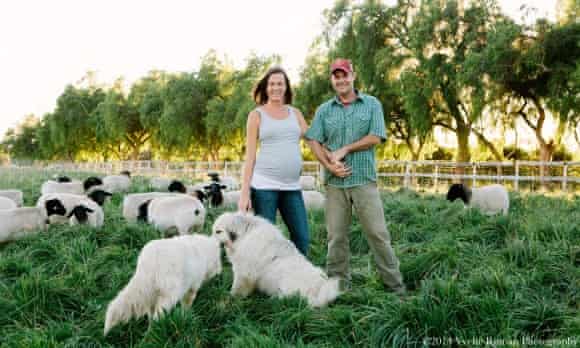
[304,92,387,188]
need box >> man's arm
[329,135,381,163]
[307,140,352,178]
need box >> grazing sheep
[84,176,104,192]
[446,183,509,216]
[204,182,227,208]
[0,190,23,206]
[0,196,17,210]
[140,195,206,236]
[122,192,181,222]
[208,172,239,191]
[302,191,325,210]
[212,212,340,307]
[103,234,222,335]
[87,189,113,206]
[168,180,187,193]
[299,175,317,190]
[102,172,131,193]
[54,175,72,183]
[0,207,48,243]
[41,180,84,195]
[67,202,104,228]
[36,192,106,225]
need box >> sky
[0,0,558,137]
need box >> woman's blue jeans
[250,188,310,255]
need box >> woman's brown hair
[253,66,293,105]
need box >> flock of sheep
[0,170,510,336]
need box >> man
[305,58,406,294]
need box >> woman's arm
[239,110,260,211]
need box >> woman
[238,66,310,255]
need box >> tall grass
[0,178,578,347]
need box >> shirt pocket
[353,113,371,139]
[323,115,341,140]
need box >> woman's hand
[238,191,252,212]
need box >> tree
[2,115,42,160]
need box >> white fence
[2,160,580,194]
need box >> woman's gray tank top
[251,106,302,190]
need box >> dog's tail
[310,277,341,308]
[104,269,155,335]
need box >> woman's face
[266,73,286,103]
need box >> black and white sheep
[41,179,85,195]
[446,183,509,216]
[36,192,106,226]
[138,195,206,236]
[302,191,325,210]
[102,171,132,193]
[122,192,181,222]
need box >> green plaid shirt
[305,92,387,188]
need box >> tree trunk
[455,123,471,182]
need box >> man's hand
[329,146,349,163]
[327,161,351,178]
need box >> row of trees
[2,0,579,164]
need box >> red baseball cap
[330,58,353,75]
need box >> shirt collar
[332,89,363,106]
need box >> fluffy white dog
[104,234,222,335]
[212,212,340,308]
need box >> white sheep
[102,171,131,193]
[67,200,104,228]
[299,175,317,190]
[222,190,241,208]
[143,195,206,236]
[36,193,104,226]
[103,234,222,335]
[0,207,47,243]
[0,189,24,206]
[122,192,181,222]
[302,190,325,210]
[446,183,509,216]
[41,180,84,195]
[0,196,17,210]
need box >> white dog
[104,234,222,335]
[212,212,340,308]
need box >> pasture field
[0,174,579,347]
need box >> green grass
[1,177,579,347]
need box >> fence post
[434,164,439,192]
[514,161,519,191]
[472,163,477,187]
[562,162,568,192]
[403,162,411,188]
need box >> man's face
[330,70,355,96]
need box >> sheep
[122,192,181,222]
[204,182,227,208]
[0,196,17,210]
[68,202,104,228]
[102,171,131,193]
[208,172,239,191]
[446,183,509,216]
[41,180,84,195]
[149,177,189,193]
[87,189,113,206]
[299,175,317,190]
[222,190,241,207]
[103,234,222,335]
[54,175,72,183]
[36,192,107,225]
[139,195,206,236]
[0,190,23,206]
[0,207,48,243]
[302,191,325,210]
[84,176,104,192]
[168,180,187,193]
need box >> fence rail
[2,160,580,194]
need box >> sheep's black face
[45,199,66,216]
[137,200,151,222]
[57,176,72,183]
[168,180,186,193]
[194,190,206,202]
[447,184,469,204]
[120,170,131,177]
[88,190,112,206]
[204,183,225,207]
[208,172,220,182]
[84,177,103,191]
[68,205,94,224]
